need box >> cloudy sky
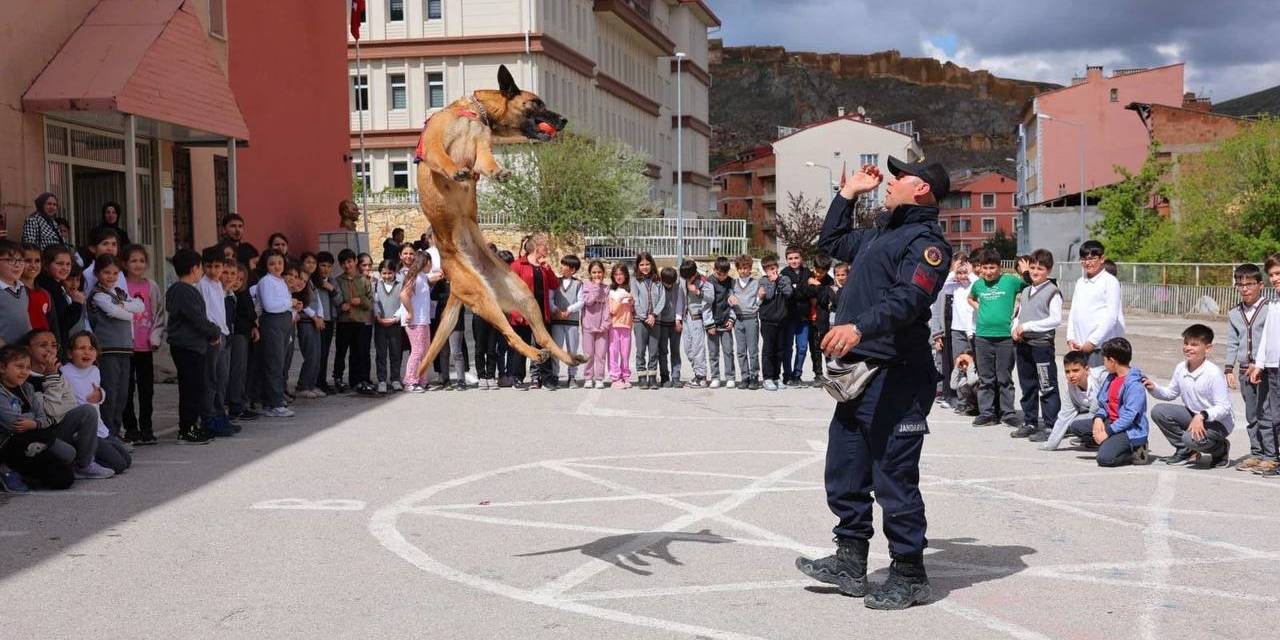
[702,0,1280,102]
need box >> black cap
[887,156,950,202]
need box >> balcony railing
[585,217,748,259]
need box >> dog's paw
[572,353,589,365]
[452,168,473,182]
[534,349,551,364]
[492,168,511,182]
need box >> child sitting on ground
[60,331,132,474]
[1069,337,1149,467]
[1143,324,1233,468]
[0,344,74,490]
[23,329,112,479]
[1039,350,1102,450]
[950,352,979,415]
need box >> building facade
[1019,63,1185,208]
[711,146,775,250]
[938,171,1017,255]
[348,0,719,218]
[771,114,924,246]
[1,0,349,261]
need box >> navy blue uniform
[817,194,950,559]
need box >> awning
[23,0,249,142]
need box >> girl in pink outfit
[577,260,611,388]
[398,251,434,392]
[607,263,635,388]
[121,245,165,445]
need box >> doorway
[71,166,126,244]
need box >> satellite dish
[856,106,866,117]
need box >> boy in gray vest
[729,254,762,390]
[1011,249,1063,440]
[656,267,684,387]
[679,260,714,387]
[1227,263,1271,471]
[551,255,583,387]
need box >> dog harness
[414,93,490,163]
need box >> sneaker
[234,409,261,421]
[1236,457,1262,472]
[263,406,295,418]
[595,380,607,389]
[1002,419,1024,429]
[406,384,425,393]
[614,380,631,389]
[795,538,869,597]
[0,469,31,493]
[204,417,236,437]
[709,378,722,389]
[739,378,754,390]
[864,558,931,610]
[136,434,159,446]
[464,371,479,385]
[391,381,404,392]
[812,374,827,386]
[497,376,513,388]
[972,416,1000,427]
[763,379,778,391]
[75,461,115,479]
[1010,423,1038,439]
[333,381,349,393]
[1163,450,1195,466]
[726,379,736,389]
[1027,428,1050,443]
[685,377,707,388]
[376,382,388,395]
[318,383,336,395]
[177,427,213,445]
[311,388,328,398]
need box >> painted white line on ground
[1139,471,1176,640]
[1026,567,1279,603]
[562,579,815,602]
[920,469,1142,488]
[932,600,1057,640]
[421,485,819,511]
[1193,472,1280,491]
[561,461,818,486]
[1031,498,1280,522]
[0,531,29,537]
[533,454,822,598]
[807,439,825,452]
[250,498,366,511]
[9,490,116,497]
[412,509,639,536]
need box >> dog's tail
[417,294,463,378]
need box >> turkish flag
[349,0,366,40]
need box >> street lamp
[805,161,836,203]
[1037,113,1087,246]
[675,51,686,264]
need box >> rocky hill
[1215,83,1280,117]
[708,41,1059,172]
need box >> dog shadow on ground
[515,529,733,576]
[804,537,1037,602]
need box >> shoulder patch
[911,265,937,292]
[923,246,943,267]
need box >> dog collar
[465,94,490,127]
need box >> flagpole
[356,36,370,239]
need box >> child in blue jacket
[1070,337,1149,466]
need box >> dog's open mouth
[522,111,567,141]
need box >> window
[954,219,972,233]
[389,73,407,111]
[981,193,996,209]
[939,220,948,232]
[352,75,369,111]
[1110,88,1119,103]
[859,153,879,168]
[389,0,404,22]
[390,161,410,189]
[426,0,442,19]
[940,194,971,209]
[427,72,445,108]
[982,218,996,234]
[209,0,226,37]
[353,160,371,192]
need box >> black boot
[795,538,868,597]
[864,555,931,610]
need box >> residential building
[347,0,719,219]
[1018,64,1185,207]
[938,171,1017,255]
[1,0,349,260]
[711,146,775,250]
[771,112,924,249]
[1126,98,1245,220]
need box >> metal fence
[585,218,748,259]
[993,260,1274,317]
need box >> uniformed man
[795,157,952,610]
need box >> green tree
[1090,144,1174,261]
[1171,116,1280,261]
[981,229,1018,259]
[480,133,651,243]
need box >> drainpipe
[524,0,532,86]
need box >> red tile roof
[23,0,249,140]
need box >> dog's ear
[497,65,520,99]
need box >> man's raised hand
[839,164,883,199]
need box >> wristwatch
[1199,410,1210,421]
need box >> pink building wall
[1029,64,1185,204]
[227,0,351,253]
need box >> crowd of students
[934,241,1280,473]
[3,203,1280,491]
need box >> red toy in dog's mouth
[537,121,558,138]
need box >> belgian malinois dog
[414,65,585,377]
